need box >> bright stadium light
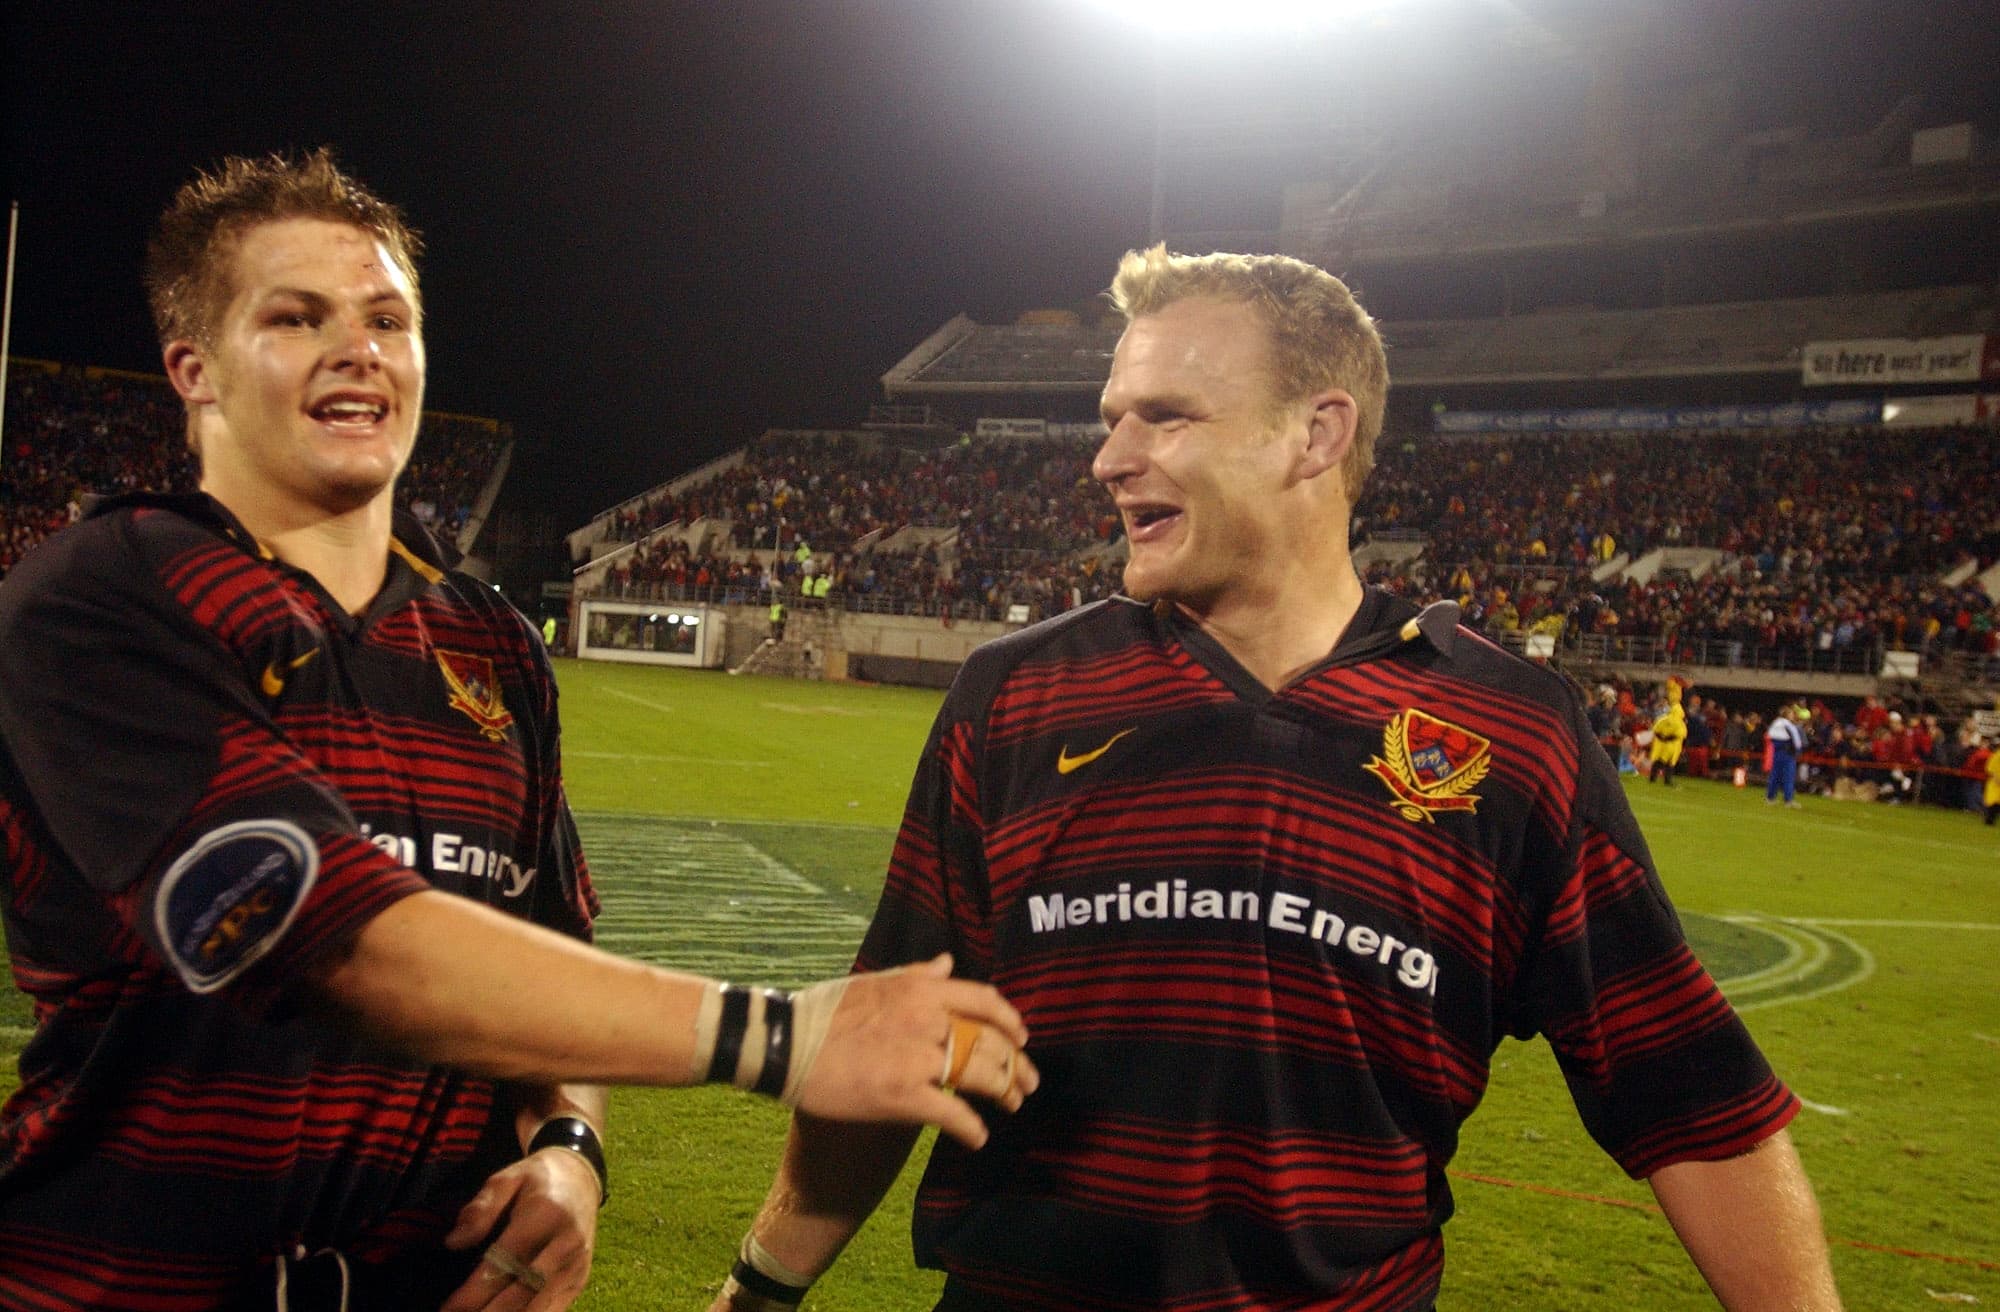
[1073,0,1407,33]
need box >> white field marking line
[603,687,676,714]
[0,1026,32,1043]
[1796,1096,1852,1117]
[587,827,870,984]
[1632,790,1992,857]
[575,811,893,834]
[758,701,867,717]
[566,750,771,768]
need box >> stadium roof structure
[881,283,1997,398]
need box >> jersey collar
[1157,589,1460,701]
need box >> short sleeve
[1509,698,1797,1177]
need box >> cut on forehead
[217,218,421,317]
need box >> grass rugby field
[5,657,1997,1308]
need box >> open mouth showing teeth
[311,399,388,425]
[1130,506,1179,529]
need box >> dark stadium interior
[5,0,1999,780]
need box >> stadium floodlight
[666,613,682,625]
[1071,0,1404,34]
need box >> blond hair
[1109,245,1388,497]
[145,147,422,349]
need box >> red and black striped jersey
[0,493,596,1310]
[860,590,1795,1312]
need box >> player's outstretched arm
[708,1006,1040,1309]
[311,889,1034,1147]
[707,1116,923,1312]
[1648,1130,1842,1310]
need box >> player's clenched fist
[690,954,1038,1148]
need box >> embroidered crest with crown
[436,650,514,741]
[1363,708,1492,823]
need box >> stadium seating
[0,362,510,576]
[572,419,2000,685]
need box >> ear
[163,339,218,407]
[1296,387,1358,484]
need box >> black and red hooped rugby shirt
[0,493,595,1311]
[860,589,1796,1312]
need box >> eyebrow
[1100,389,1203,425]
[256,287,417,313]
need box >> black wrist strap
[528,1115,609,1207]
[709,984,752,1083]
[730,1255,810,1305]
[752,990,795,1098]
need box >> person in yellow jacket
[1648,678,1689,786]
[1984,743,2000,825]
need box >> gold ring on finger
[482,1243,549,1294]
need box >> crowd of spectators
[1588,678,1995,811]
[597,431,1117,560]
[1360,425,2000,667]
[1,364,505,577]
[13,367,1998,671]
[589,432,1123,619]
[584,422,2000,658]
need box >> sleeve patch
[154,819,318,994]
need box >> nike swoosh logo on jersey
[260,647,322,698]
[1057,727,1137,775]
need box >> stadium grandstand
[553,15,1999,809]
[0,358,517,579]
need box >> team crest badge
[436,650,514,741]
[1363,709,1492,823]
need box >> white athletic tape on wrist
[744,1233,815,1291]
[693,977,846,1106]
[779,977,849,1107]
[692,981,725,1080]
[722,1231,815,1309]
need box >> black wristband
[752,989,795,1098]
[528,1115,609,1206]
[709,984,752,1084]
[730,1256,809,1306]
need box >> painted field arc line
[1734,924,1876,1013]
[1717,918,1827,997]
[1711,916,1812,992]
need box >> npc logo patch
[154,819,317,993]
[437,650,514,741]
[1363,708,1492,823]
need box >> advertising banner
[1434,399,1880,436]
[1799,335,1992,386]
[975,417,1049,438]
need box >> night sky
[6,1,1998,529]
